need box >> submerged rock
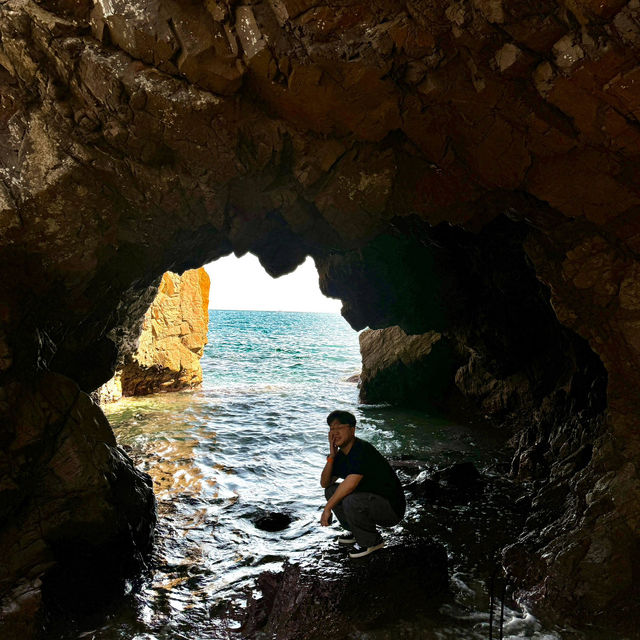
[253,511,294,532]
[242,537,448,639]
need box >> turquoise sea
[75,310,606,640]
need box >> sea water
[77,310,613,640]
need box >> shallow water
[59,311,620,639]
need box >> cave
[2,0,640,637]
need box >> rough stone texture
[96,267,210,401]
[358,325,462,409]
[242,538,448,639]
[0,0,639,633]
[94,369,123,404]
[0,373,156,638]
[121,267,210,396]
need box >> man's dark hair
[326,410,356,427]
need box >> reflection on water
[63,311,616,640]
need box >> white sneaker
[348,540,384,558]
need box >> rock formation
[1,0,640,634]
[242,538,448,639]
[359,326,462,409]
[97,267,210,401]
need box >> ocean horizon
[208,307,343,314]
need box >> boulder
[0,373,156,637]
[242,537,448,639]
[432,461,482,488]
[404,462,484,504]
[358,326,462,409]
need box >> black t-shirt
[332,438,406,518]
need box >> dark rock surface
[359,325,463,409]
[432,461,482,488]
[401,461,485,505]
[1,0,640,633]
[0,372,156,637]
[252,510,294,532]
[242,537,448,640]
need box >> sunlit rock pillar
[97,268,211,401]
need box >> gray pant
[325,482,401,548]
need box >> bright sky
[204,254,342,313]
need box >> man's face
[329,419,355,449]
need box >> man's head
[326,410,356,450]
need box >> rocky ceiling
[1,0,640,635]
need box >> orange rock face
[120,268,210,396]
[96,268,210,400]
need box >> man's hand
[327,430,337,457]
[320,505,333,526]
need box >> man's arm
[320,457,337,488]
[320,473,363,526]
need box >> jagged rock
[1,0,640,632]
[359,326,461,409]
[96,268,210,400]
[94,370,123,404]
[242,538,448,639]
[121,268,210,396]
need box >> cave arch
[2,0,640,635]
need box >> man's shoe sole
[349,541,384,558]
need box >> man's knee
[324,483,339,500]
[341,493,361,515]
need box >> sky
[204,254,342,313]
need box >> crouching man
[320,410,406,558]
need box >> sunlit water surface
[69,310,617,640]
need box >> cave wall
[1,0,640,632]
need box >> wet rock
[252,511,293,532]
[389,458,429,476]
[432,461,482,488]
[242,537,448,639]
[0,373,156,637]
[359,326,462,410]
[402,462,485,505]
